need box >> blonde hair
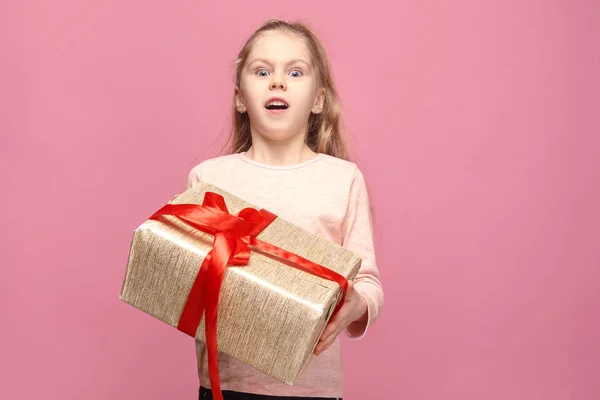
[223,18,352,161]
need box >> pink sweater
[185,152,384,398]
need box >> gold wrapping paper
[120,181,362,384]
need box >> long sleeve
[186,164,203,189]
[341,167,384,339]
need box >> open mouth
[265,99,289,110]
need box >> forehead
[248,30,312,65]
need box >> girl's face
[236,30,324,144]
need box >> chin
[257,124,304,142]
[260,131,298,142]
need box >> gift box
[120,181,361,391]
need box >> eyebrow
[247,58,312,69]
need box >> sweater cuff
[344,293,371,340]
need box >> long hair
[223,19,352,161]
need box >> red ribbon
[149,192,348,400]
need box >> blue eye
[289,70,302,78]
[256,68,269,77]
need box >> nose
[270,75,287,91]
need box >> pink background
[2,1,599,399]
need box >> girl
[187,19,384,400]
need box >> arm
[315,167,384,354]
[341,167,384,339]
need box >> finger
[315,326,341,355]
[315,283,353,355]
[321,306,346,342]
[319,318,339,345]
[345,280,355,298]
[316,311,347,355]
[315,324,341,355]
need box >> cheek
[295,87,319,110]
[240,83,262,109]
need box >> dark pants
[199,386,341,400]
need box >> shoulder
[317,154,366,187]
[318,154,360,175]
[186,153,242,187]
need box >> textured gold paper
[120,181,361,385]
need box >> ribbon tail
[177,255,211,336]
[204,233,236,400]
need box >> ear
[312,87,325,114]
[235,86,246,113]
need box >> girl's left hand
[314,280,368,355]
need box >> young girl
[186,19,384,400]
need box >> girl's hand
[314,280,367,355]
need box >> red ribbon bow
[149,192,348,400]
